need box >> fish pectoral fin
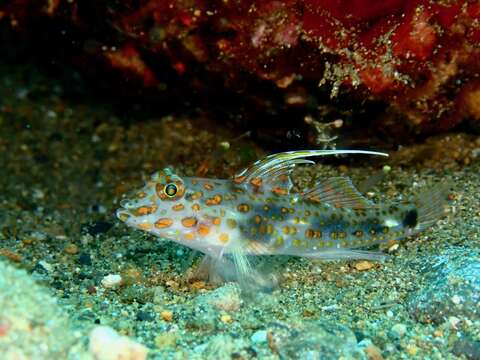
[232,150,388,196]
[303,177,374,209]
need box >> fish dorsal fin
[303,177,374,209]
[233,150,388,196]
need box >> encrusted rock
[408,251,480,324]
[266,320,366,359]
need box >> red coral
[1,0,479,136]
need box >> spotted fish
[116,150,448,290]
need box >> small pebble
[448,316,461,329]
[39,260,54,272]
[220,314,232,323]
[161,310,173,322]
[354,261,374,271]
[64,243,79,254]
[388,243,399,253]
[101,274,122,289]
[136,311,155,322]
[406,345,418,356]
[391,324,407,338]
[193,283,242,312]
[219,141,230,150]
[251,330,267,344]
[364,344,384,360]
[22,237,34,245]
[190,281,206,290]
[89,325,148,360]
[451,295,462,305]
[155,332,178,349]
[30,231,47,241]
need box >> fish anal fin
[303,177,373,209]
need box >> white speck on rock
[451,295,462,305]
[448,316,461,329]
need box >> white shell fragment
[101,274,122,289]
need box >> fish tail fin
[414,182,452,232]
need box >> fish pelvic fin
[198,247,280,295]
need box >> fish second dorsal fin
[303,177,374,209]
[233,149,388,196]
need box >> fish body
[117,150,447,288]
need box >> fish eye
[164,183,178,197]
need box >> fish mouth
[116,206,132,223]
[116,199,137,222]
[116,190,153,223]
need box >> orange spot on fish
[191,191,203,200]
[184,233,195,241]
[206,194,222,206]
[172,204,185,211]
[272,187,288,196]
[237,203,250,213]
[198,224,210,236]
[212,217,221,226]
[219,233,229,243]
[192,203,201,212]
[203,183,214,191]
[181,217,197,228]
[259,225,267,234]
[135,205,157,216]
[138,222,153,230]
[267,224,273,234]
[305,229,315,238]
[250,177,262,187]
[154,218,173,229]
